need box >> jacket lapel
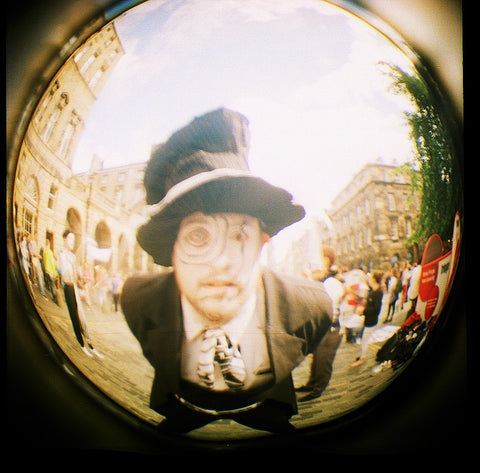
[149,273,183,408]
[262,271,307,383]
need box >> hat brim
[137,174,305,266]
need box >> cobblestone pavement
[28,283,410,442]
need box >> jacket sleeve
[264,270,333,357]
[121,275,158,339]
[292,281,333,356]
[120,271,178,366]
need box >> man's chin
[196,299,243,324]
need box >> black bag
[376,321,428,369]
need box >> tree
[380,63,463,247]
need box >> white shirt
[323,276,345,313]
[180,292,272,391]
[58,249,76,284]
[407,265,422,300]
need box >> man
[296,246,345,402]
[121,108,333,434]
[58,230,104,359]
[28,233,46,297]
[42,239,59,304]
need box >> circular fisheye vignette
[8,0,463,446]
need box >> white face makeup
[172,212,267,325]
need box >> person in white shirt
[58,230,103,359]
[121,108,333,434]
[296,246,346,402]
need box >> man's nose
[210,240,238,271]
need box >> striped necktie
[197,328,246,390]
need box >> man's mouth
[203,280,236,288]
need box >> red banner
[415,212,461,321]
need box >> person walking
[110,272,123,312]
[58,230,104,358]
[297,246,346,402]
[351,270,384,368]
[42,239,59,304]
[383,267,400,323]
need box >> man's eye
[185,227,210,246]
[231,226,248,243]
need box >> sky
[71,0,418,254]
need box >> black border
[6,0,468,457]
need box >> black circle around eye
[187,227,210,246]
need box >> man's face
[172,212,268,325]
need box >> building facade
[278,161,421,276]
[11,22,155,276]
[321,162,421,271]
[12,20,422,280]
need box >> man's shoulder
[122,269,174,295]
[120,269,177,323]
[262,268,332,305]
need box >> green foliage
[380,62,463,246]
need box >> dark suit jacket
[121,268,332,415]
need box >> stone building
[73,159,157,273]
[280,161,421,276]
[12,22,138,273]
[320,161,421,270]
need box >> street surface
[29,284,408,442]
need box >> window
[366,226,372,245]
[80,53,96,74]
[47,185,57,210]
[35,80,60,123]
[386,193,396,211]
[58,122,75,157]
[25,177,39,205]
[23,208,33,236]
[405,217,412,238]
[390,217,399,240]
[41,108,59,141]
[88,68,104,89]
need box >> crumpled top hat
[137,107,305,266]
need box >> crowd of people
[301,254,422,378]
[17,230,126,316]
[17,224,423,367]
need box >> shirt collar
[182,293,257,344]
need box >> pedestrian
[58,229,104,358]
[110,272,123,312]
[121,108,333,434]
[399,261,411,309]
[19,232,31,279]
[383,267,400,323]
[297,246,346,402]
[405,261,421,321]
[341,268,369,343]
[28,233,46,297]
[42,239,59,304]
[351,270,385,368]
[93,265,109,312]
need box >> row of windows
[24,175,58,212]
[333,192,419,228]
[34,80,83,159]
[336,217,413,255]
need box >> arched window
[25,176,39,206]
[47,184,58,210]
